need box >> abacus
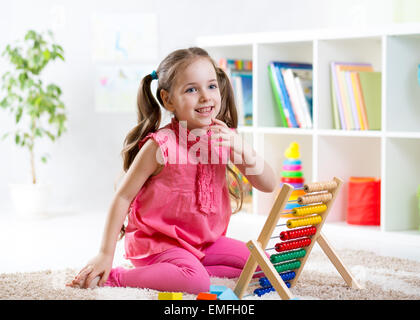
[234,177,361,300]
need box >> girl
[66,47,277,294]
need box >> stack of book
[268,61,313,128]
[330,62,381,130]
[219,58,253,126]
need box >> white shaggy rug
[1,248,420,300]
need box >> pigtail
[119,73,161,240]
[214,66,246,215]
[215,66,238,129]
[121,74,162,172]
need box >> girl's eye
[209,84,218,89]
[186,87,196,93]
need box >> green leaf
[1,132,10,141]
[15,107,23,123]
[43,50,51,61]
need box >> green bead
[274,260,301,273]
[270,249,306,264]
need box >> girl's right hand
[66,252,113,289]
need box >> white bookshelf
[197,24,420,233]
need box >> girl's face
[161,58,221,130]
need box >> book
[345,71,360,130]
[358,71,381,130]
[353,72,370,130]
[231,75,245,126]
[282,68,306,128]
[330,68,341,129]
[295,76,313,128]
[331,62,373,130]
[220,58,253,125]
[268,63,289,127]
[238,73,253,126]
[350,72,367,130]
[272,62,312,128]
[273,63,299,128]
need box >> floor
[1,210,420,274]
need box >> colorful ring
[282,171,303,178]
[281,177,305,183]
[282,165,302,171]
[284,160,302,165]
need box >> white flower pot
[9,183,52,219]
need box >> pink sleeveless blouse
[124,117,232,260]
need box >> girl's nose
[200,89,211,101]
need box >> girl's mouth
[195,106,214,115]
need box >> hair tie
[150,70,158,80]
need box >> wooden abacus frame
[234,177,362,300]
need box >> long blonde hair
[119,47,244,239]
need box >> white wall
[0,0,413,215]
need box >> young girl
[66,47,277,294]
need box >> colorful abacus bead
[259,277,271,287]
[280,226,317,240]
[274,260,301,273]
[279,271,295,281]
[286,215,322,229]
[270,248,306,264]
[293,204,327,216]
[275,238,311,252]
[258,277,291,289]
[254,286,275,297]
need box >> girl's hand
[66,252,113,289]
[209,118,240,155]
[209,118,254,166]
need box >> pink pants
[105,236,262,294]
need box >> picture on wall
[91,12,159,113]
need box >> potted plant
[0,30,67,218]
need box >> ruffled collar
[169,116,218,215]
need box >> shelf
[384,138,420,231]
[256,127,314,136]
[385,35,420,132]
[386,131,420,139]
[198,24,420,234]
[317,129,382,138]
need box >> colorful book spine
[295,76,312,128]
[350,72,366,130]
[331,62,374,130]
[274,61,312,127]
[354,72,369,130]
[345,71,360,130]
[282,68,304,128]
[330,69,341,129]
[336,66,354,129]
[274,64,298,128]
[330,62,346,129]
[268,63,288,127]
[220,58,253,126]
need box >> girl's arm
[210,118,277,193]
[99,139,162,257]
[231,141,277,193]
[73,139,162,288]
